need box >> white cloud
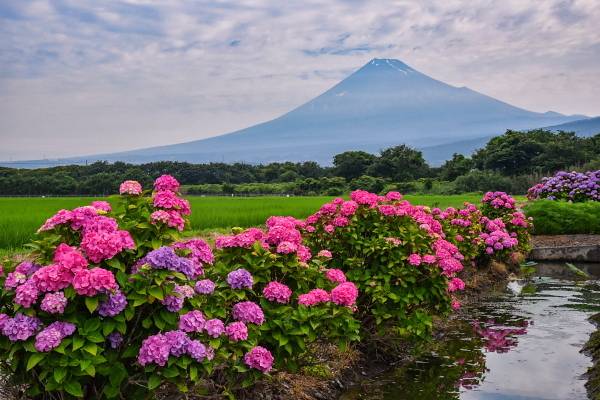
[0,0,599,160]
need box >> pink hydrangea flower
[244,346,274,373]
[408,253,422,266]
[317,250,332,258]
[262,281,292,304]
[53,244,88,272]
[325,269,346,283]
[225,321,248,341]
[119,180,142,195]
[154,175,180,192]
[330,282,358,306]
[448,277,466,292]
[40,291,67,314]
[91,201,112,212]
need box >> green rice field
[0,194,488,250]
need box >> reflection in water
[340,273,600,400]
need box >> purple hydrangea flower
[1,313,41,342]
[34,327,63,352]
[15,280,40,308]
[145,246,196,278]
[232,301,265,325]
[204,319,225,338]
[98,290,128,317]
[33,321,75,352]
[108,332,123,349]
[165,330,190,357]
[162,295,184,312]
[179,310,205,333]
[40,292,68,314]
[138,333,170,366]
[186,339,209,362]
[195,279,216,295]
[226,268,253,289]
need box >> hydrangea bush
[302,191,466,338]
[0,181,532,398]
[527,170,599,202]
[0,176,359,398]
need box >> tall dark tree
[333,151,376,181]
[367,145,430,182]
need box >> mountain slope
[2,59,585,168]
[545,117,600,136]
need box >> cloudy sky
[1,0,599,160]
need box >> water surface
[341,264,600,400]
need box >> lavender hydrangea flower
[162,295,184,312]
[165,330,190,357]
[34,327,63,352]
[138,333,170,366]
[145,246,196,278]
[1,313,41,341]
[40,292,68,314]
[226,269,253,289]
[195,279,216,295]
[179,310,205,333]
[98,290,128,317]
[186,339,209,362]
[232,301,265,325]
[108,332,123,349]
[33,321,75,352]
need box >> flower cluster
[262,281,292,303]
[119,180,143,195]
[34,321,76,352]
[480,218,518,255]
[138,330,213,366]
[527,170,599,202]
[482,192,516,209]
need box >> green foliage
[366,145,430,182]
[333,151,377,180]
[524,200,600,234]
[453,171,514,193]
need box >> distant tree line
[1,129,598,196]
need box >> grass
[524,200,600,235]
[0,194,489,251]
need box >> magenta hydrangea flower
[276,241,298,254]
[31,264,72,293]
[408,253,422,266]
[262,281,292,304]
[40,291,68,314]
[179,310,205,333]
[448,277,466,292]
[226,268,253,289]
[298,288,330,306]
[119,180,142,195]
[225,321,248,341]
[138,333,170,367]
[423,255,437,264]
[244,346,274,373]
[53,243,88,272]
[330,282,358,306]
[204,319,225,338]
[72,267,117,297]
[232,301,265,325]
[154,175,180,192]
[325,269,346,284]
[38,209,74,232]
[195,279,216,295]
[91,201,112,212]
[98,290,128,317]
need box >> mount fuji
[4,58,587,168]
